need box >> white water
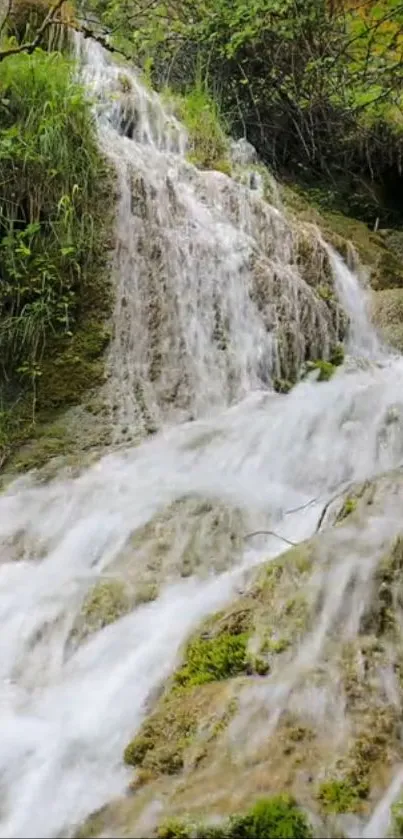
[0,37,403,839]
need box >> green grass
[0,47,113,461]
[158,796,313,838]
[167,84,230,172]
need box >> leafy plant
[157,796,313,838]
[0,46,111,452]
[317,779,362,814]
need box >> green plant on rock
[173,631,249,688]
[81,579,129,634]
[391,797,403,839]
[337,496,357,522]
[317,779,362,814]
[168,83,230,172]
[0,47,112,460]
[124,696,198,774]
[303,359,336,382]
[158,796,313,839]
[329,344,345,367]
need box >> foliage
[167,82,230,170]
[391,797,403,838]
[304,359,337,382]
[173,631,249,688]
[157,796,313,839]
[89,0,403,227]
[0,47,111,456]
[317,778,362,813]
[337,495,357,521]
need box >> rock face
[74,470,403,839]
[371,289,403,353]
[230,138,259,166]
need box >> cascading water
[77,38,347,440]
[1,35,403,839]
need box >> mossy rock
[336,496,357,522]
[280,182,403,293]
[317,779,363,814]
[157,795,313,839]
[124,682,228,776]
[372,288,403,352]
[173,632,250,689]
[72,579,130,642]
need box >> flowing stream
[1,38,403,839]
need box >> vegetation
[391,797,403,838]
[157,796,313,838]
[317,778,362,813]
[85,0,403,228]
[173,631,250,688]
[337,496,357,521]
[167,83,231,172]
[0,13,113,464]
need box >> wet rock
[230,138,258,166]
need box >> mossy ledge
[157,795,313,838]
[0,43,116,473]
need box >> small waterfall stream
[0,36,403,839]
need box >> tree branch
[0,0,68,62]
[244,530,297,546]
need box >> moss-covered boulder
[71,579,130,644]
[371,289,403,352]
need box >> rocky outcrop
[74,469,403,839]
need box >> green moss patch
[0,47,114,468]
[158,795,313,839]
[71,580,130,644]
[167,85,230,173]
[173,632,250,689]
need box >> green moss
[337,496,357,522]
[167,85,230,172]
[74,807,108,839]
[391,798,403,838]
[80,580,129,635]
[329,343,345,367]
[261,637,290,655]
[361,536,403,636]
[317,779,362,814]
[273,378,293,394]
[304,359,336,382]
[124,695,199,774]
[158,820,193,839]
[0,48,114,468]
[173,632,250,689]
[158,796,313,839]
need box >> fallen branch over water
[244,530,297,546]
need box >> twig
[284,496,318,515]
[315,483,353,533]
[0,0,67,62]
[244,530,297,546]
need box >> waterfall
[0,36,402,839]
[76,38,348,441]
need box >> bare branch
[0,0,68,62]
[244,530,297,546]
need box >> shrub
[157,796,313,839]
[0,47,112,455]
[317,779,361,814]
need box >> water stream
[1,37,403,839]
